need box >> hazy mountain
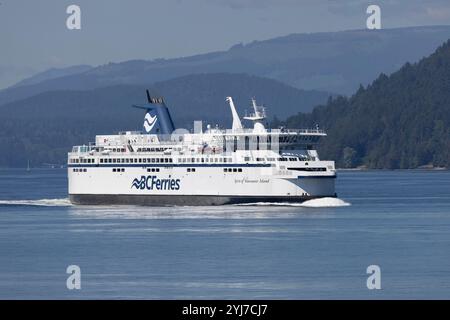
[283,40,450,169]
[0,73,329,167]
[11,65,93,88]
[1,26,450,106]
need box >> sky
[0,0,450,88]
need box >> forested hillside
[283,40,450,169]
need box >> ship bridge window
[289,158,297,161]
[147,168,160,172]
[267,158,275,161]
[256,157,265,162]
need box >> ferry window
[244,157,250,162]
[73,168,76,172]
[201,158,205,163]
[84,169,87,172]
[233,168,237,172]
[139,159,143,163]
[223,168,227,172]
[256,157,264,161]
[223,158,227,163]
[289,158,297,161]
[143,159,146,163]
[238,168,242,172]
[121,159,125,163]
[112,159,116,163]
[165,158,169,163]
[245,136,250,150]
[121,168,125,172]
[108,159,112,163]
[100,159,103,163]
[191,158,195,162]
[113,168,116,172]
[156,168,160,172]
[160,158,164,163]
[187,168,191,172]
[192,168,196,172]
[169,158,173,163]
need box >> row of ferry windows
[224,168,243,173]
[70,156,306,164]
[101,158,173,164]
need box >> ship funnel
[226,96,243,131]
[132,90,175,135]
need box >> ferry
[68,91,336,205]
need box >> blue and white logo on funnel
[143,112,157,133]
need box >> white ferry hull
[68,165,336,206]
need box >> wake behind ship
[68,92,336,205]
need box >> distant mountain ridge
[0,73,329,167]
[1,26,450,106]
[11,65,93,88]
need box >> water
[0,168,449,299]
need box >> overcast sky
[1,0,449,88]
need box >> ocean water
[0,168,449,299]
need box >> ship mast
[243,98,267,133]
